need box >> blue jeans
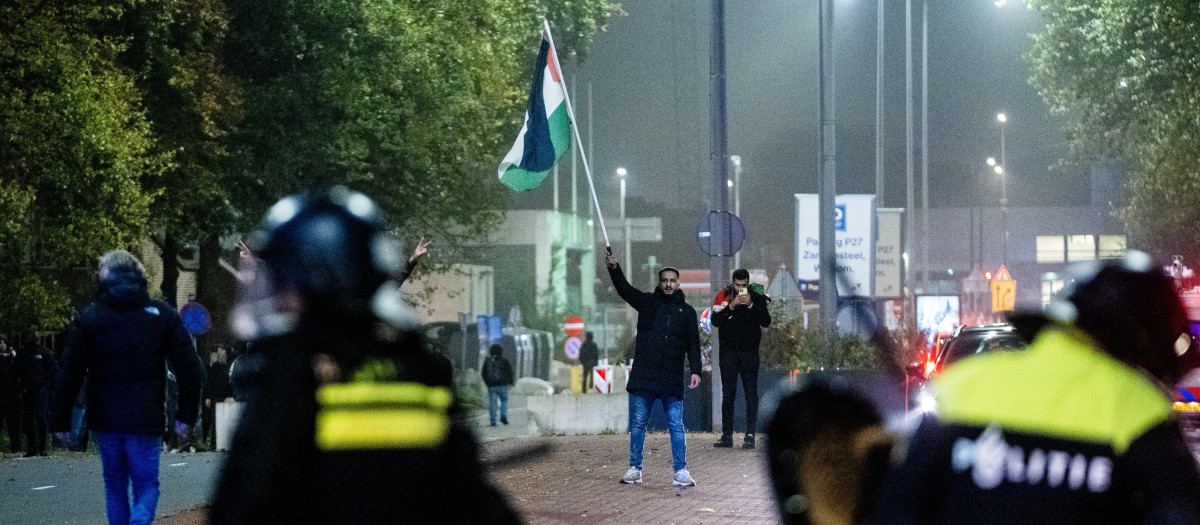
[94,432,161,525]
[488,385,509,425]
[628,389,687,471]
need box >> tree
[1026,1,1200,255]
[221,0,621,257]
[0,0,167,333]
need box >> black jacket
[14,341,56,395]
[482,355,515,387]
[710,288,771,354]
[579,339,599,367]
[210,326,520,524]
[609,265,702,397]
[50,265,204,434]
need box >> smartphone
[738,288,749,296]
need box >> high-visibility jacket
[877,328,1200,524]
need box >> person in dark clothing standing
[210,186,519,524]
[606,251,703,487]
[50,249,204,525]
[579,332,599,393]
[711,269,771,450]
[482,344,515,426]
[15,331,56,457]
[201,346,233,450]
[0,338,20,452]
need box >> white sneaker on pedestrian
[673,468,696,487]
[620,466,643,484]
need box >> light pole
[996,112,1008,265]
[730,155,742,270]
[616,167,632,281]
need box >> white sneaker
[620,466,643,484]
[673,468,696,486]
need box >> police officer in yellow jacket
[210,187,519,524]
[877,251,1200,524]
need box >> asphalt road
[0,451,223,525]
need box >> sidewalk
[481,432,780,525]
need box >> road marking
[32,486,56,490]
[168,463,188,467]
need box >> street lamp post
[996,113,1008,265]
[730,155,742,269]
[616,167,632,281]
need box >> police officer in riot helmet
[210,186,519,524]
[877,251,1200,524]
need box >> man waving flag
[498,31,571,191]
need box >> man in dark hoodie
[50,249,204,525]
[606,251,703,487]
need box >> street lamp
[996,113,1009,265]
[730,155,742,269]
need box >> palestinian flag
[498,35,572,191]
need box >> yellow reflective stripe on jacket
[315,382,452,450]
[935,328,1173,455]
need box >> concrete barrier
[527,392,628,436]
[214,401,245,451]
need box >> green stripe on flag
[500,105,572,192]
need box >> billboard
[795,194,877,296]
[875,209,903,298]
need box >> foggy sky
[509,0,1080,273]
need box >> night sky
[509,0,1084,273]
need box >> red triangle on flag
[994,265,1013,282]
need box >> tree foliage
[0,0,167,332]
[0,0,620,333]
[1026,1,1200,255]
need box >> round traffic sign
[564,336,582,359]
[695,211,746,257]
[180,300,211,336]
[564,315,585,338]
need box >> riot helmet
[1011,250,1192,384]
[231,186,415,340]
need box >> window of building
[1067,235,1096,262]
[1098,235,1127,259]
[1041,278,1065,307]
[1036,236,1065,263]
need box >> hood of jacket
[99,264,150,311]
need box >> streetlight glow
[616,167,627,177]
[986,157,997,166]
[994,165,1004,175]
[727,179,733,188]
[996,113,1007,123]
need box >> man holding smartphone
[711,269,771,449]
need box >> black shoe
[713,436,733,448]
[501,417,509,425]
[742,435,756,450]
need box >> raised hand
[410,236,432,263]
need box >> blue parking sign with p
[835,204,846,231]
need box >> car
[928,323,1027,377]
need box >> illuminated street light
[986,157,997,167]
[993,165,1004,175]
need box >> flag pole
[542,20,612,254]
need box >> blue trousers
[488,385,509,425]
[94,432,161,525]
[628,389,687,471]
